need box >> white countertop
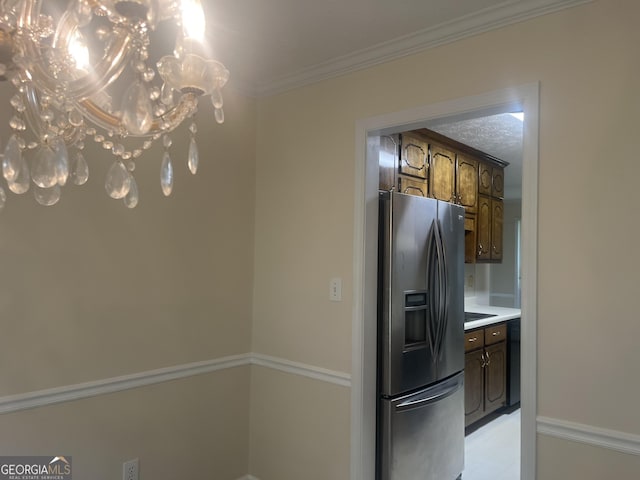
[464,299,521,331]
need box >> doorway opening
[426,111,524,479]
[350,84,539,480]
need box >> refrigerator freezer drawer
[378,372,464,480]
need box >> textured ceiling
[428,113,524,200]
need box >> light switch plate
[330,277,342,302]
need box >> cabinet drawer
[485,323,506,345]
[464,330,484,352]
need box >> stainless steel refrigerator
[377,190,465,480]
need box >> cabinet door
[456,154,478,213]
[379,134,399,191]
[429,142,456,203]
[476,195,491,261]
[484,342,507,414]
[492,167,505,198]
[491,199,503,261]
[399,133,428,179]
[397,175,427,197]
[464,349,485,427]
[464,215,476,264]
[478,162,492,196]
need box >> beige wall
[0,368,251,480]
[251,0,640,478]
[248,367,350,480]
[3,1,640,478]
[0,88,256,477]
[538,435,640,478]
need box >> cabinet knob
[484,351,491,366]
[468,337,478,343]
[492,331,500,337]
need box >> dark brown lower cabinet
[484,341,507,413]
[464,349,485,426]
[464,324,507,427]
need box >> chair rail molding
[537,416,640,456]
[0,353,350,415]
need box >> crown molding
[253,0,593,97]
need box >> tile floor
[462,408,521,480]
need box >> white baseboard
[537,416,640,456]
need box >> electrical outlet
[466,274,474,288]
[123,458,139,480]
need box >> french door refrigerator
[377,190,465,480]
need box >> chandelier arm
[21,81,47,140]
[78,92,198,138]
[14,0,40,30]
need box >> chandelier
[0,0,229,209]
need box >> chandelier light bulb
[180,0,206,42]
[68,29,90,72]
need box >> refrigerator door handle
[395,374,463,412]
[427,218,449,362]
[425,221,439,360]
[435,219,449,361]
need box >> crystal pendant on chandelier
[105,160,132,199]
[7,158,31,195]
[188,136,199,174]
[70,151,89,186]
[120,80,154,136]
[211,87,223,109]
[160,83,175,106]
[160,151,173,196]
[0,187,6,210]
[31,145,59,189]
[52,139,70,186]
[33,184,61,206]
[2,135,23,182]
[123,175,139,209]
[214,107,224,124]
